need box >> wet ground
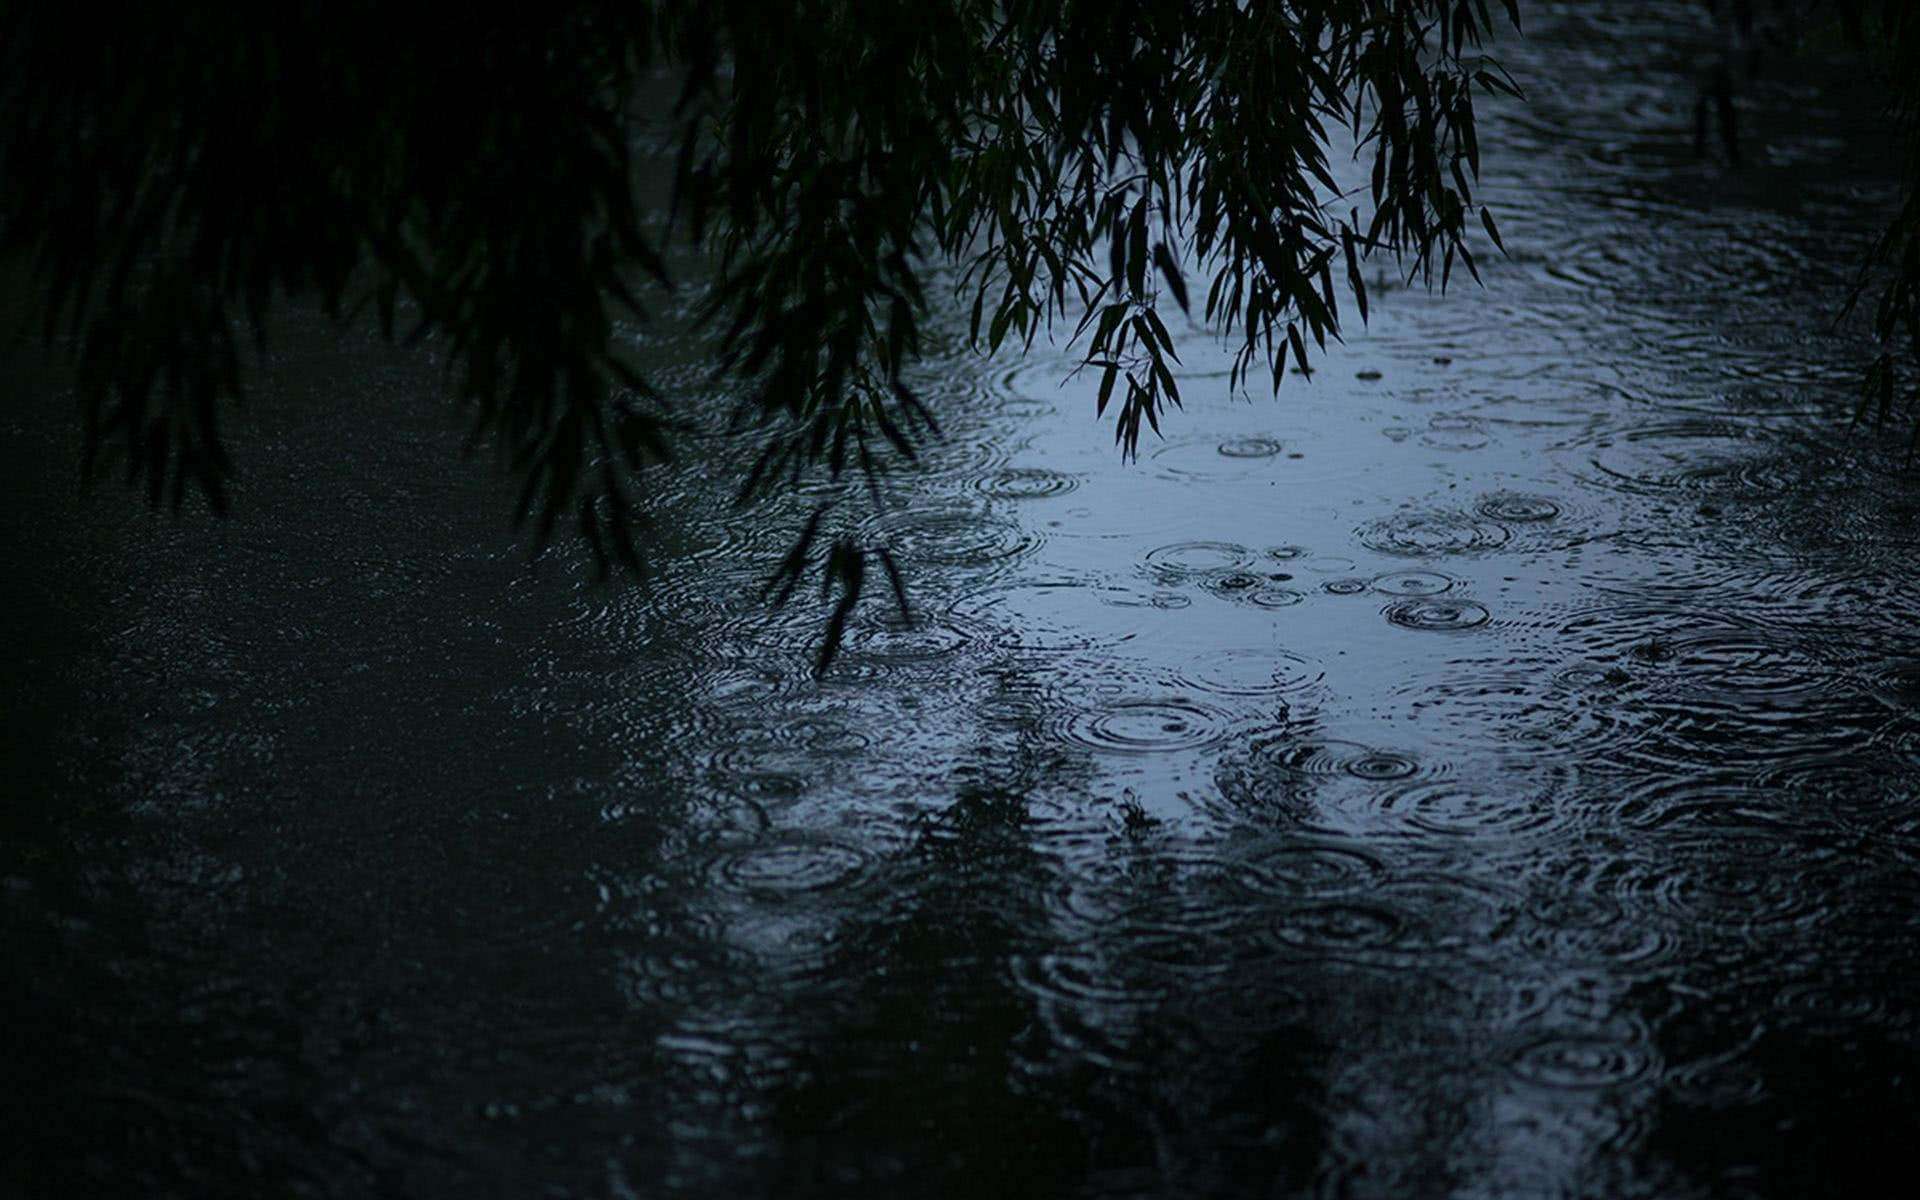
[6,2,1920,1197]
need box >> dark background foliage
[1,1,1913,662]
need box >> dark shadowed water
[6,4,1920,1197]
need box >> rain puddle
[6,3,1920,1197]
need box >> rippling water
[6,3,1920,1197]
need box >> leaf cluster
[1,2,1521,668]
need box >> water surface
[6,4,1919,1197]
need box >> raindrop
[1384,598,1491,631]
[861,505,1037,567]
[1217,436,1285,459]
[709,837,872,896]
[1144,540,1257,579]
[1477,492,1563,523]
[1357,510,1513,556]
[974,466,1080,500]
[1346,751,1420,781]
[1372,570,1455,597]
[1249,587,1308,609]
[1057,698,1237,754]
[1175,648,1324,697]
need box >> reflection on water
[6,2,1920,1196]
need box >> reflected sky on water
[5,3,1920,1197]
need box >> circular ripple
[1213,738,1435,816]
[1058,698,1237,754]
[1151,439,1282,480]
[1372,570,1456,597]
[951,581,1155,651]
[1175,648,1324,697]
[841,615,974,664]
[1203,571,1268,598]
[1357,510,1512,557]
[974,466,1079,500]
[1271,902,1407,953]
[709,838,872,896]
[1249,587,1308,609]
[1477,492,1563,523]
[1346,751,1420,781]
[1364,777,1579,840]
[1144,540,1257,579]
[1564,421,1782,497]
[861,505,1037,567]
[1511,1034,1657,1090]
[1243,841,1392,900]
[1384,598,1491,631]
[1324,577,1370,595]
[1217,436,1285,459]
[1420,414,1491,450]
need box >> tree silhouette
[2,2,1913,665]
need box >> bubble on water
[1510,1033,1657,1090]
[1372,570,1456,597]
[1357,510,1513,557]
[1478,492,1563,523]
[1324,578,1370,595]
[1056,698,1238,755]
[1203,571,1267,598]
[1217,436,1285,459]
[1266,545,1307,561]
[1145,540,1257,579]
[1420,414,1491,450]
[974,466,1080,500]
[1174,648,1324,697]
[1384,598,1491,631]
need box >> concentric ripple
[861,504,1037,567]
[1477,492,1564,523]
[1056,698,1238,754]
[1356,510,1513,557]
[1384,598,1491,631]
[704,836,873,897]
[1213,737,1439,816]
[1144,540,1257,579]
[1217,435,1286,459]
[1150,439,1284,479]
[1510,1033,1658,1090]
[1372,570,1456,597]
[1562,421,1785,497]
[1174,648,1325,697]
[950,581,1159,651]
[973,466,1080,500]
